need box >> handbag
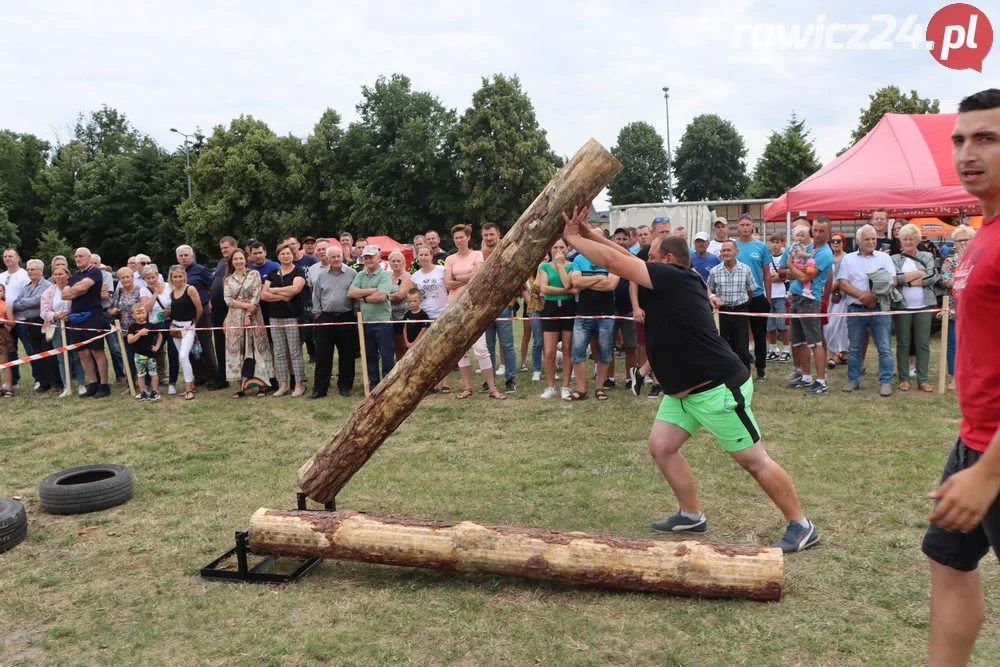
[240,330,256,380]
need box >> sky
[2,0,996,210]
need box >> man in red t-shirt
[923,88,1000,666]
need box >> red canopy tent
[763,113,981,222]
[364,235,414,268]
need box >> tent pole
[785,212,791,244]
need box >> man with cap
[708,218,729,257]
[348,244,394,390]
[301,236,317,259]
[691,232,722,281]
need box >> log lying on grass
[298,139,623,504]
[249,509,784,601]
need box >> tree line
[0,74,561,267]
[608,85,940,206]
[0,81,938,267]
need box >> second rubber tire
[38,465,134,515]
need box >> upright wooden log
[938,294,950,394]
[298,139,622,503]
[249,509,784,601]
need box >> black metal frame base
[200,493,334,585]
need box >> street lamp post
[170,128,193,199]
[662,86,674,202]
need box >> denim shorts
[766,297,788,332]
[571,316,614,364]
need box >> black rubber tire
[38,465,134,515]
[0,498,27,553]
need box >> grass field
[2,337,998,666]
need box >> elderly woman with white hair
[891,223,939,392]
[939,224,976,391]
[12,258,58,391]
[40,262,87,396]
[140,263,179,395]
[387,250,415,361]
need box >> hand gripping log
[249,509,784,600]
[298,139,623,503]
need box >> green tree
[34,228,74,262]
[74,105,144,158]
[845,86,940,150]
[178,115,309,252]
[607,121,669,205]
[342,74,461,241]
[456,74,561,229]
[0,131,51,255]
[673,114,749,201]
[302,108,351,236]
[36,141,90,240]
[0,207,21,250]
[748,113,822,198]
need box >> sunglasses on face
[830,239,843,244]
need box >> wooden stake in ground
[115,324,136,397]
[60,322,71,393]
[249,509,784,601]
[356,311,370,397]
[938,294,950,394]
[298,139,622,503]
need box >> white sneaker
[496,364,505,377]
[531,371,541,382]
[909,365,917,378]
[475,368,482,375]
[34,381,41,391]
[539,387,558,399]
[78,385,87,396]
[560,386,572,400]
[168,384,177,395]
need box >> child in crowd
[0,285,14,398]
[403,289,430,350]
[126,303,163,401]
[789,224,817,299]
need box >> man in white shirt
[1,248,31,385]
[835,224,896,396]
[707,218,729,257]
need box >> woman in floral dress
[223,248,274,397]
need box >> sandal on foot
[898,381,910,391]
[564,390,587,401]
[184,391,195,401]
[232,391,245,399]
[488,389,506,400]
[595,389,609,401]
[438,386,452,394]
[919,383,934,393]
[456,389,474,400]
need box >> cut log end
[249,509,783,601]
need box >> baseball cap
[361,245,380,257]
[714,217,728,227]
[303,236,316,243]
[737,213,754,221]
[694,231,710,241]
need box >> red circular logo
[926,3,993,71]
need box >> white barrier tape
[10,306,945,333]
[0,328,115,369]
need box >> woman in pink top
[444,224,504,400]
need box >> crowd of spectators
[0,210,966,401]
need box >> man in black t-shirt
[562,207,820,554]
[62,247,112,398]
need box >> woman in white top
[412,246,450,392]
[890,223,939,392]
[140,264,179,395]
[40,264,86,396]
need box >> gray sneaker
[842,382,860,393]
[652,511,707,534]
[879,383,893,397]
[771,520,820,553]
[785,368,802,382]
[786,377,811,389]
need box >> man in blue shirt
[779,216,834,395]
[691,232,721,281]
[248,241,280,323]
[733,213,771,381]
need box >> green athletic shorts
[655,377,761,452]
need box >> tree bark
[249,509,784,601]
[298,139,622,503]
